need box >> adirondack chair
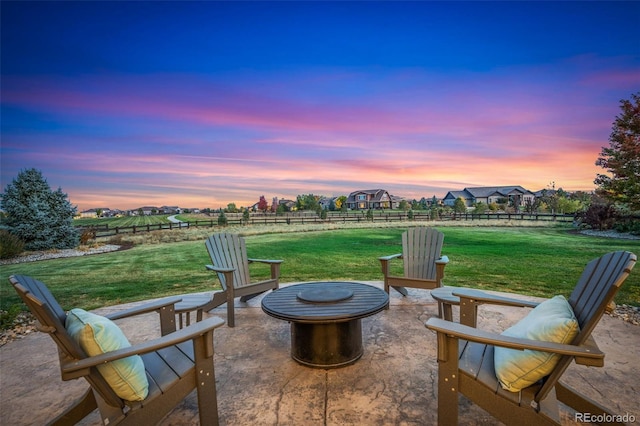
[9,274,225,425]
[205,233,283,327]
[379,227,449,297]
[425,251,637,426]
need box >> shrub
[578,203,617,230]
[0,304,23,330]
[79,227,97,245]
[366,209,374,221]
[0,229,25,259]
[217,211,228,226]
[613,218,640,236]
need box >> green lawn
[74,215,175,227]
[1,227,638,314]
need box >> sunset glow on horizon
[2,2,639,211]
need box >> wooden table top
[261,282,389,324]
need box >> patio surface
[1,281,639,425]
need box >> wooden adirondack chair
[425,251,637,426]
[10,274,225,425]
[379,227,449,296]
[205,233,283,327]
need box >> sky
[1,1,639,211]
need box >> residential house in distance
[159,206,181,214]
[276,198,296,211]
[318,196,341,210]
[79,208,111,218]
[134,206,159,216]
[442,186,536,209]
[346,189,404,210]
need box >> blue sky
[2,1,639,210]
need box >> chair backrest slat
[402,227,444,279]
[569,251,636,342]
[206,233,251,289]
[535,251,636,403]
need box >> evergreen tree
[1,168,79,250]
[595,92,640,211]
[217,210,228,225]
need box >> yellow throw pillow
[494,295,579,392]
[66,308,149,401]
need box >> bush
[614,219,640,236]
[79,227,97,245]
[578,203,617,230]
[366,209,374,221]
[0,229,25,259]
[0,304,23,330]
[217,211,228,226]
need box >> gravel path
[0,244,122,265]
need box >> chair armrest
[435,255,449,265]
[378,254,402,262]
[206,264,235,273]
[248,258,283,264]
[61,317,226,377]
[104,296,182,321]
[425,317,603,360]
[453,288,539,309]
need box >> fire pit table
[261,282,389,368]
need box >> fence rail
[80,212,575,238]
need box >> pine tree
[595,92,640,211]
[1,168,79,250]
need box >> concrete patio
[1,282,639,425]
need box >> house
[276,199,296,211]
[442,186,536,209]
[79,208,111,218]
[135,206,158,215]
[318,196,341,210]
[160,206,181,214]
[346,189,402,210]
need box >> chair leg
[436,334,459,426]
[239,291,266,302]
[440,302,453,321]
[392,285,409,296]
[556,382,623,422]
[226,290,235,327]
[194,330,220,425]
[50,389,98,426]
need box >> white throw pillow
[494,295,579,392]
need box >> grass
[74,215,175,227]
[1,225,639,315]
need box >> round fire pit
[262,282,389,368]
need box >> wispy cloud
[2,2,638,210]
